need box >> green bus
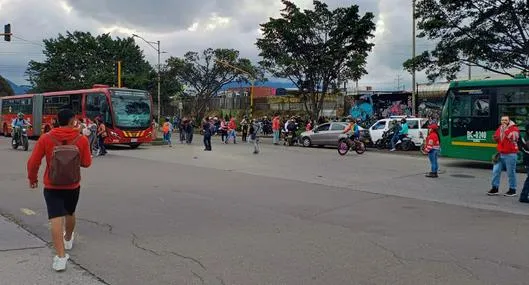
[439,77,529,162]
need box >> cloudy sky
[0,0,489,90]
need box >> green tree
[403,0,529,81]
[165,48,262,121]
[0,75,14,97]
[256,0,375,119]
[26,31,155,92]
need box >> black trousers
[203,135,212,150]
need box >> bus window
[44,96,70,115]
[452,93,471,117]
[70,94,82,115]
[450,89,493,138]
[471,96,489,117]
[497,87,529,127]
[86,93,112,127]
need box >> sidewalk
[0,215,105,285]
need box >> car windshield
[110,90,151,130]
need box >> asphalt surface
[1,136,529,285]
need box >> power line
[11,36,43,47]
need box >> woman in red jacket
[423,123,440,178]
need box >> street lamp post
[411,0,417,116]
[214,59,255,118]
[132,34,164,124]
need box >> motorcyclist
[12,112,30,128]
[284,117,298,145]
[390,118,409,151]
[342,116,360,140]
[11,113,31,136]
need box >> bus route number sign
[467,131,487,142]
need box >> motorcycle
[375,129,414,151]
[12,125,30,151]
[337,135,366,156]
[284,130,297,146]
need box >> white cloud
[0,0,489,89]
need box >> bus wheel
[129,143,141,149]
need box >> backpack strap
[70,135,82,145]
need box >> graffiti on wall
[348,94,412,121]
[417,99,443,122]
[349,95,374,121]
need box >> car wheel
[302,137,311,147]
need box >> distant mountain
[220,80,296,90]
[4,77,31,95]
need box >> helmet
[17,112,24,118]
[401,118,407,123]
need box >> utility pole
[132,34,165,124]
[411,0,417,116]
[395,74,403,90]
[157,40,161,122]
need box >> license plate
[131,138,138,143]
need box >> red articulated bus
[0,85,153,148]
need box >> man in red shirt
[27,109,92,271]
[272,114,280,145]
[227,117,237,144]
[488,115,520,197]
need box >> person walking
[272,114,280,145]
[519,124,529,203]
[423,123,440,178]
[227,117,237,144]
[488,115,520,197]
[27,109,92,272]
[202,117,213,151]
[241,116,249,142]
[162,117,173,147]
[95,118,107,156]
[249,118,262,154]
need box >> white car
[369,117,429,147]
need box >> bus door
[32,94,43,136]
[85,92,112,128]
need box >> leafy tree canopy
[404,0,529,81]
[166,48,263,120]
[0,75,14,97]
[256,0,375,119]
[26,31,156,93]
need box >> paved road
[1,136,529,285]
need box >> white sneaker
[64,232,74,250]
[52,254,70,271]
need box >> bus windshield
[110,90,151,130]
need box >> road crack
[130,233,226,284]
[191,270,205,285]
[368,240,406,265]
[78,218,113,233]
[131,233,161,256]
[167,250,207,270]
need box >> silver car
[299,122,367,147]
